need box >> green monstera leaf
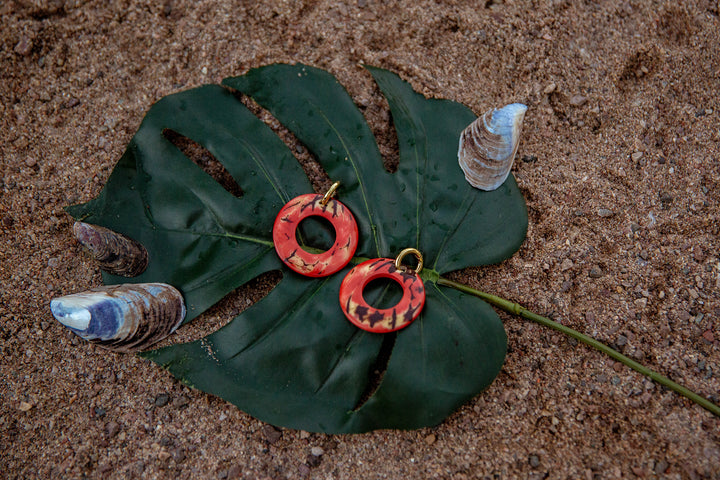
[67,64,527,433]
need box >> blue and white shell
[50,283,185,352]
[458,103,528,191]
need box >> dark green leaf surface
[69,64,527,432]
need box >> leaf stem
[437,277,720,418]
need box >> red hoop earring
[339,248,426,333]
[273,182,358,277]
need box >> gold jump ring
[394,248,423,275]
[321,181,341,206]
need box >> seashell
[73,222,148,277]
[50,283,185,352]
[457,103,528,191]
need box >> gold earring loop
[394,248,423,275]
[321,181,341,206]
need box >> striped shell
[50,283,185,352]
[458,103,528,191]
[73,222,148,277]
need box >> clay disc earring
[339,248,426,333]
[273,182,359,277]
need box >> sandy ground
[2,0,720,478]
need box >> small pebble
[172,447,186,463]
[154,393,170,407]
[173,395,190,408]
[631,151,644,161]
[616,334,628,347]
[105,421,120,438]
[94,407,106,418]
[543,83,557,94]
[310,446,324,456]
[529,454,540,468]
[263,424,282,444]
[569,95,587,107]
[655,460,669,474]
[306,453,322,468]
[588,266,603,278]
[131,461,145,476]
[597,208,614,218]
[424,433,436,445]
[702,330,715,343]
[104,117,118,129]
[66,97,80,108]
[298,464,311,477]
[227,465,242,479]
[521,154,538,163]
[19,401,33,412]
[14,36,33,56]
[560,258,574,271]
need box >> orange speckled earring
[273,182,358,278]
[339,248,426,333]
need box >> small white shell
[50,283,185,352]
[458,103,528,191]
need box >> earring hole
[295,216,336,253]
[362,277,404,310]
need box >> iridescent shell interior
[50,283,185,353]
[458,103,528,191]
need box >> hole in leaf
[162,129,243,198]
[353,331,397,411]
[295,216,335,253]
[152,270,282,348]
[364,85,399,174]
[227,90,333,193]
[362,277,404,310]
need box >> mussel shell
[458,103,527,191]
[74,222,148,277]
[50,283,185,353]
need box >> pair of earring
[273,182,425,334]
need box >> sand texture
[2,0,720,478]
